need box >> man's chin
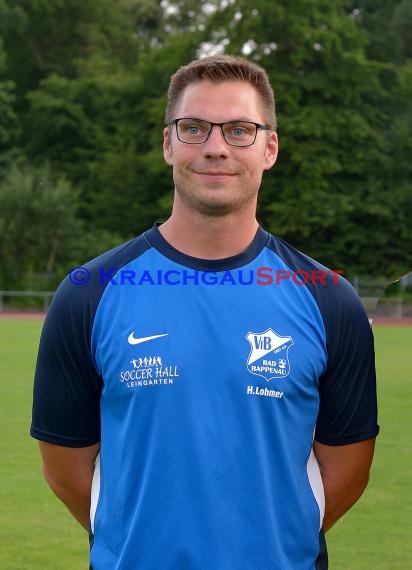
[198,204,236,217]
[175,184,255,217]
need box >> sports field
[0,318,410,569]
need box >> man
[31,55,379,569]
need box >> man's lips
[193,170,237,176]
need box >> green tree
[0,163,79,289]
[198,0,405,276]
[0,165,121,289]
[390,0,412,63]
[347,0,412,275]
[23,27,205,235]
[1,0,410,278]
[85,32,205,234]
[0,39,21,177]
[0,0,144,107]
[0,163,120,290]
[380,61,412,275]
[348,0,412,63]
[0,79,20,176]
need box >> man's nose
[202,125,230,157]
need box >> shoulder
[264,231,368,326]
[261,233,378,444]
[50,229,152,318]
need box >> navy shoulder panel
[267,235,379,444]
[31,232,151,447]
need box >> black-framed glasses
[167,118,272,147]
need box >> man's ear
[163,127,174,165]
[263,131,279,171]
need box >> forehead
[173,80,264,122]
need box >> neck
[159,207,259,259]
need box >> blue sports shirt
[31,225,379,570]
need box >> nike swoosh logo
[127,332,169,345]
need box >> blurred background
[0,0,411,315]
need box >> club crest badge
[246,328,294,382]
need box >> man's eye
[232,127,247,137]
[188,126,200,134]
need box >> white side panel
[90,453,101,534]
[307,448,325,530]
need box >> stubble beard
[174,180,259,218]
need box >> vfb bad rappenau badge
[246,328,294,382]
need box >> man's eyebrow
[180,117,261,123]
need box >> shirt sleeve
[314,277,379,445]
[31,233,151,447]
[30,274,103,447]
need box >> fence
[347,273,412,320]
[1,273,411,320]
[0,290,54,313]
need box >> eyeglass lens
[176,119,258,146]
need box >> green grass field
[0,319,410,569]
